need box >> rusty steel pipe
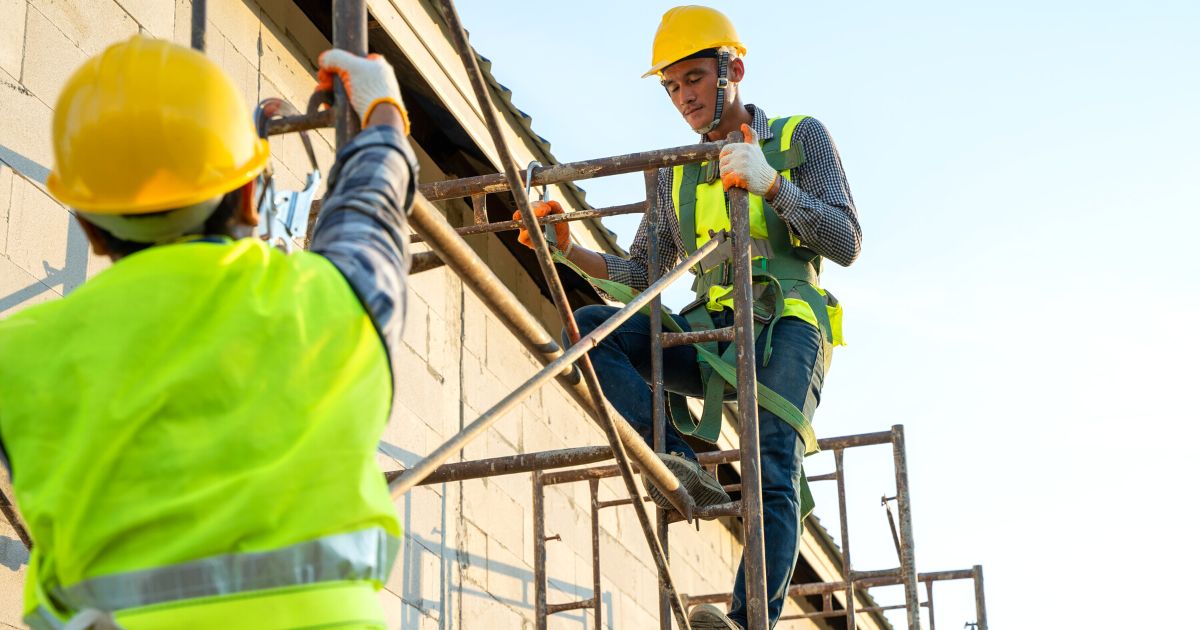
[835,449,857,630]
[973,565,988,630]
[409,251,446,274]
[892,424,921,630]
[387,233,724,500]
[533,471,548,630]
[385,445,614,485]
[589,478,602,626]
[409,202,646,243]
[434,3,691,625]
[418,142,728,202]
[266,109,335,136]
[684,566,983,606]
[332,0,366,147]
[191,0,206,52]
[644,168,673,630]
[0,484,31,549]
[662,327,736,348]
[726,130,768,630]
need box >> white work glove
[317,49,409,133]
[719,123,780,197]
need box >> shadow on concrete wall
[387,442,613,629]
[0,145,90,314]
[0,536,29,572]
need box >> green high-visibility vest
[0,238,399,629]
[670,114,843,348]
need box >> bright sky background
[456,1,1200,627]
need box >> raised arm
[307,51,419,357]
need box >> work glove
[719,123,779,197]
[513,200,570,252]
[317,49,410,133]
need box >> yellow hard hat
[47,36,270,215]
[642,6,747,78]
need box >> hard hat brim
[48,138,271,215]
[641,41,746,78]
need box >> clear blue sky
[456,1,1200,627]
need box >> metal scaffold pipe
[191,0,206,52]
[418,142,727,202]
[433,1,693,626]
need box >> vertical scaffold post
[191,0,206,52]
[332,0,367,147]
[973,565,988,630]
[533,471,548,630]
[589,478,603,626]
[834,449,857,629]
[726,129,768,629]
[925,578,936,630]
[645,168,673,629]
[891,424,921,629]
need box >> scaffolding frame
[0,1,991,629]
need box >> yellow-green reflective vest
[671,115,844,347]
[0,238,399,629]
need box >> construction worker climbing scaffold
[0,36,417,628]
[514,6,863,629]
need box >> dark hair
[87,189,242,257]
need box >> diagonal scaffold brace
[405,1,697,627]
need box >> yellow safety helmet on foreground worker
[46,35,269,216]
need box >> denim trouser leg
[572,304,704,459]
[726,316,825,629]
[573,304,826,629]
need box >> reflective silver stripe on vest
[49,527,398,614]
[26,605,67,630]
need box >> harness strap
[553,251,817,453]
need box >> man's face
[661,57,720,131]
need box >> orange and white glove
[317,49,410,133]
[513,200,570,252]
[719,123,780,197]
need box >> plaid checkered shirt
[309,125,417,365]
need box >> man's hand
[513,200,570,251]
[317,50,410,133]
[719,123,780,198]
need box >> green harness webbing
[553,251,818,456]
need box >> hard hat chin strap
[694,50,730,136]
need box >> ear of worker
[317,49,411,134]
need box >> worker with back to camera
[0,36,419,629]
[514,6,861,628]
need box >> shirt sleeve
[308,125,419,362]
[598,167,681,292]
[771,117,862,267]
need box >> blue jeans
[573,304,826,628]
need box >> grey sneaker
[646,452,731,512]
[688,604,742,629]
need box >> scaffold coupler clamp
[253,95,324,253]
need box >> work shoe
[646,452,731,512]
[688,604,742,629]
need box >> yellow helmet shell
[643,5,747,78]
[47,36,270,215]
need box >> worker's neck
[703,102,752,142]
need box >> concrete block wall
[0,1,832,628]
